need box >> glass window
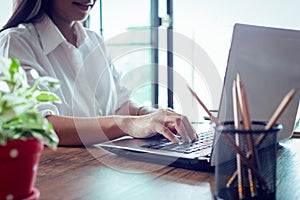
[173,0,300,120]
[89,0,155,107]
[89,1,300,121]
[0,1,13,28]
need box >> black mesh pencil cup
[214,121,282,200]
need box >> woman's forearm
[114,100,158,116]
[46,115,129,146]
[46,101,158,147]
[46,108,198,146]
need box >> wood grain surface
[35,139,300,200]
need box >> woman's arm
[46,115,128,146]
[114,100,158,116]
[47,107,198,147]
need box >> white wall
[0,1,13,28]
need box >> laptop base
[100,146,214,172]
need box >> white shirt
[0,15,131,117]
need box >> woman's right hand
[118,109,197,143]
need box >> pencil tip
[288,88,296,98]
[236,73,241,81]
[186,84,193,93]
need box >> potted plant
[0,57,61,200]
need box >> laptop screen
[217,23,300,141]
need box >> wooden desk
[36,139,300,200]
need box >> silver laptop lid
[218,23,300,141]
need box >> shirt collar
[34,15,88,54]
[74,21,88,47]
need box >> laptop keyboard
[141,130,214,154]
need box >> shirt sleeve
[0,29,60,116]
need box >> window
[173,0,300,116]
[88,1,300,122]
[89,0,155,108]
[0,2,13,28]
[89,0,176,111]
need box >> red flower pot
[0,138,43,200]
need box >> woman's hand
[118,109,197,143]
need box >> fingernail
[187,137,192,143]
[174,137,180,143]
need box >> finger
[156,109,195,142]
[162,110,193,142]
[173,117,191,142]
[182,117,198,141]
[172,115,198,142]
[157,126,180,143]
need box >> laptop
[95,23,300,171]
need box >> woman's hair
[1,0,50,32]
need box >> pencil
[236,74,258,197]
[255,88,296,146]
[187,85,266,186]
[186,85,220,126]
[226,88,296,188]
[232,80,245,199]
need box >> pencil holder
[214,121,282,200]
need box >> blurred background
[1,0,300,123]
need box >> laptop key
[141,130,214,154]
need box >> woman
[0,0,197,146]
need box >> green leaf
[0,81,9,92]
[0,57,61,149]
[14,66,28,88]
[0,108,17,122]
[29,69,40,79]
[0,57,12,77]
[39,76,61,90]
[0,133,6,145]
[9,58,19,80]
[34,91,61,103]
